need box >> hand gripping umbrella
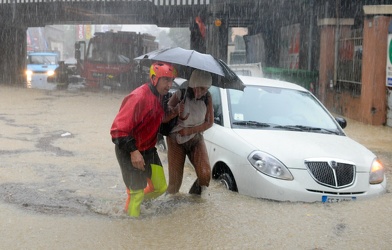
[135,47,245,91]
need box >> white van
[229,62,263,77]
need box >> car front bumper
[234,167,387,203]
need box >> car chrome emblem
[330,160,338,169]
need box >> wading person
[110,62,177,217]
[165,69,214,195]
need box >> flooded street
[1,85,392,250]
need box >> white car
[205,75,387,202]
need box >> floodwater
[0,85,391,250]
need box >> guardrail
[0,0,210,5]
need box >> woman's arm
[162,91,184,123]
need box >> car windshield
[228,85,342,134]
[87,41,131,64]
[29,55,57,65]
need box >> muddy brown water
[1,85,391,249]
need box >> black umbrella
[135,47,245,91]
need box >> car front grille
[305,159,355,189]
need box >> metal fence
[336,28,363,96]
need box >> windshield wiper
[274,125,340,134]
[232,121,271,127]
[273,125,304,131]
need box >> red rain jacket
[110,83,164,152]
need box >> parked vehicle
[205,75,386,202]
[25,51,59,86]
[48,31,158,91]
[229,62,263,77]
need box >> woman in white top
[165,69,214,195]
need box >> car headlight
[47,70,55,76]
[26,70,33,82]
[369,159,385,184]
[248,151,293,180]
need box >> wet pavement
[0,84,392,249]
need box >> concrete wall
[0,27,27,85]
[318,24,336,104]
[361,16,390,125]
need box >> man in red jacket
[110,62,177,217]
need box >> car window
[209,86,223,125]
[30,55,57,65]
[228,86,339,130]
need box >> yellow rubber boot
[124,179,154,212]
[128,189,144,217]
[144,164,167,200]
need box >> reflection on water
[25,74,86,91]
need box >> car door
[204,86,223,158]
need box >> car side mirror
[335,117,347,129]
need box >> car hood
[233,129,376,171]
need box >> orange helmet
[149,62,177,86]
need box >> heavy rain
[1,0,392,249]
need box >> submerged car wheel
[219,173,237,192]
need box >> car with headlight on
[26,51,59,88]
[205,75,387,202]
